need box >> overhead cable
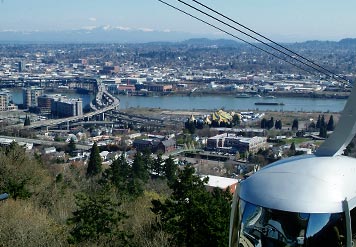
[191,0,347,83]
[176,0,347,83]
[158,0,314,75]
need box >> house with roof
[201,175,239,194]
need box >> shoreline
[127,90,350,99]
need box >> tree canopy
[86,142,102,177]
[151,165,232,247]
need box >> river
[117,95,346,112]
[10,89,346,112]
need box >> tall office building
[18,61,24,72]
[23,87,44,108]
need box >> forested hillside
[0,143,232,247]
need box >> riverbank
[122,107,340,129]
[128,90,350,99]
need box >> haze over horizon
[0,0,355,43]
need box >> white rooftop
[202,175,239,190]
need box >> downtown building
[23,87,44,108]
[0,90,17,111]
[51,97,83,118]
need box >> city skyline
[0,0,355,42]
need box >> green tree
[275,119,282,130]
[232,114,241,126]
[132,152,149,182]
[292,118,299,130]
[268,117,274,129]
[185,120,196,135]
[0,142,47,200]
[86,142,102,177]
[101,153,130,194]
[152,153,164,177]
[260,118,267,129]
[127,152,149,197]
[319,125,327,138]
[151,165,231,247]
[67,137,76,157]
[320,115,326,129]
[67,188,129,245]
[316,115,321,129]
[24,115,31,126]
[164,155,177,183]
[327,115,335,131]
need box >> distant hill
[0,26,207,44]
[181,38,240,47]
[0,27,355,47]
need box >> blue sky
[0,0,355,42]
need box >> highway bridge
[9,79,120,129]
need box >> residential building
[23,87,44,108]
[133,138,176,154]
[51,97,83,117]
[0,91,9,111]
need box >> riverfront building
[0,91,17,111]
[207,133,267,154]
[23,87,44,108]
[51,98,83,118]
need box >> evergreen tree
[67,137,76,157]
[309,121,316,130]
[232,114,241,126]
[151,165,231,247]
[327,115,335,131]
[319,126,327,138]
[126,152,149,197]
[101,153,130,193]
[292,119,299,130]
[67,188,129,245]
[316,115,321,129]
[185,120,196,134]
[164,155,177,183]
[290,142,296,154]
[268,117,274,129]
[275,120,282,129]
[86,142,102,177]
[152,153,164,177]
[132,152,149,182]
[24,115,31,126]
[142,149,153,175]
[260,118,267,129]
[321,115,326,128]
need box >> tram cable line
[190,0,348,83]
[158,0,348,84]
[158,0,315,76]
[176,0,348,84]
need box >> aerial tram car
[229,85,356,247]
